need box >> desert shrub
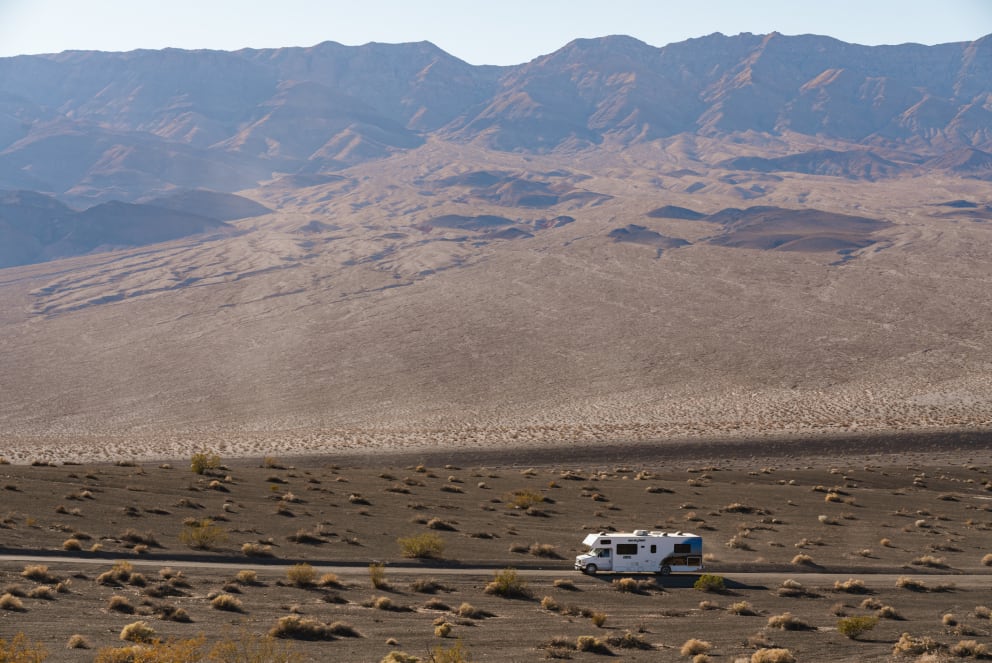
[0,633,46,662]
[119,620,156,643]
[407,578,442,594]
[590,611,608,628]
[541,595,560,611]
[286,528,323,544]
[681,638,712,656]
[121,529,159,548]
[434,622,452,638]
[912,554,948,568]
[895,576,928,592]
[457,602,491,619]
[981,553,992,566]
[269,615,335,641]
[207,631,303,663]
[837,615,879,639]
[750,649,795,663]
[529,543,562,559]
[776,578,816,598]
[484,568,530,598]
[575,635,612,654]
[790,553,815,566]
[0,593,25,611]
[369,562,389,588]
[729,601,758,616]
[423,597,450,611]
[211,593,244,612]
[606,630,653,650]
[693,574,725,592]
[430,640,471,663]
[950,640,989,657]
[613,577,654,594]
[767,612,814,630]
[380,653,420,663]
[62,538,82,551]
[235,569,258,585]
[426,518,456,531]
[179,518,227,550]
[318,573,343,589]
[108,595,134,613]
[190,451,221,475]
[877,604,902,619]
[975,605,991,619]
[833,578,869,593]
[892,632,942,656]
[327,622,362,638]
[66,634,90,650]
[397,533,444,559]
[505,489,545,509]
[553,578,577,591]
[21,565,58,583]
[27,586,54,600]
[286,563,316,588]
[241,542,273,557]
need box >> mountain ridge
[1,32,990,205]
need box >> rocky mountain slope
[0,33,990,206]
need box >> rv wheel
[660,565,672,576]
[584,564,597,575]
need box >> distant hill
[0,191,230,268]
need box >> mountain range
[0,32,990,208]
[1,33,991,455]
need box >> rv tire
[584,564,597,575]
[660,565,672,576]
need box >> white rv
[574,530,703,575]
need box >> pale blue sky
[1,0,989,64]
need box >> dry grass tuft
[211,593,244,612]
[286,563,316,588]
[66,634,90,649]
[575,635,612,654]
[269,615,336,641]
[767,612,814,631]
[950,640,989,657]
[892,632,942,656]
[484,568,531,599]
[750,649,795,663]
[119,620,156,643]
[606,630,653,650]
[728,601,758,616]
[680,638,712,656]
[107,595,134,613]
[0,593,25,611]
[833,578,869,594]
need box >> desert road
[2,552,990,590]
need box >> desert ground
[0,434,990,662]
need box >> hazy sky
[1,0,990,64]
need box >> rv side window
[650,545,656,553]
[616,544,638,555]
[674,543,691,554]
[600,540,611,545]
[597,549,611,558]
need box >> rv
[574,530,703,575]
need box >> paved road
[2,553,990,589]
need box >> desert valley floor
[0,433,990,662]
